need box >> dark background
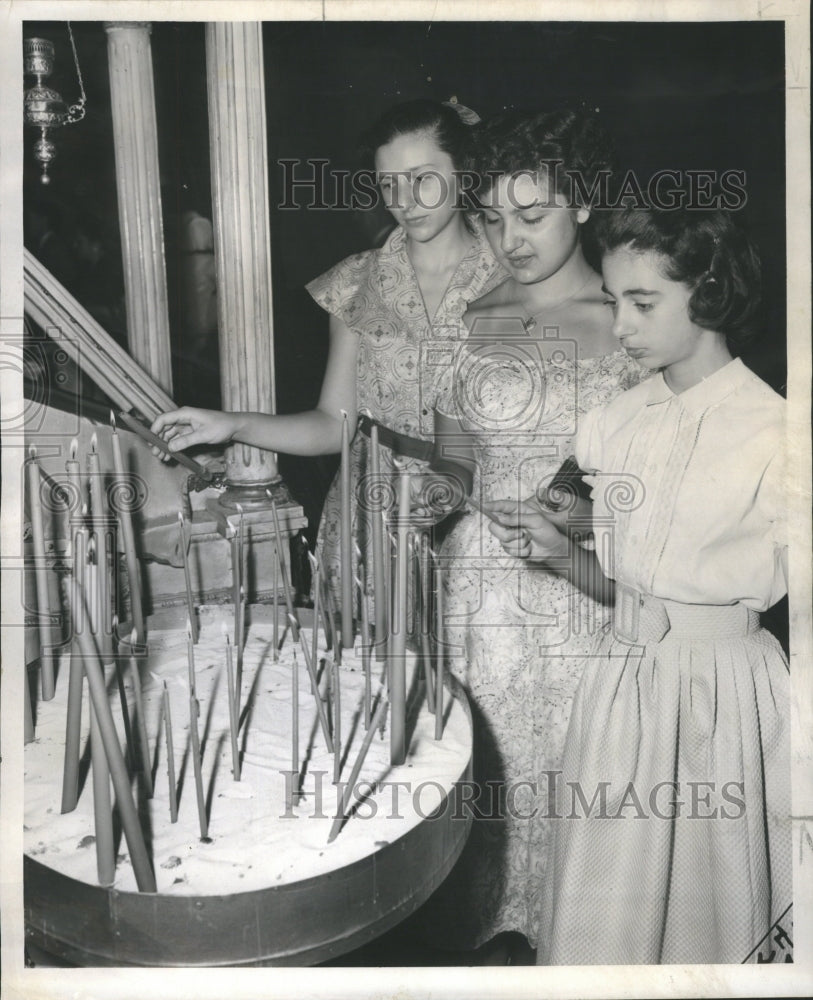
[24,19,787,534]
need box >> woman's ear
[576,207,590,224]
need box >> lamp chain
[65,22,86,124]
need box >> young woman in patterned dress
[152,100,504,616]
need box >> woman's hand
[482,498,570,561]
[407,471,468,519]
[150,407,239,461]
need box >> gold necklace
[521,272,596,333]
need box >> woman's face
[601,247,702,370]
[375,130,460,243]
[480,171,589,283]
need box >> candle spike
[110,410,117,431]
[70,438,78,460]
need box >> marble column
[105,22,173,397]
[205,22,279,507]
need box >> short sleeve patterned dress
[306,223,503,617]
[419,317,645,950]
[538,358,791,965]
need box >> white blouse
[576,358,787,611]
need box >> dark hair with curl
[358,99,476,172]
[468,108,615,209]
[593,207,762,349]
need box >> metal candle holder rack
[24,422,450,893]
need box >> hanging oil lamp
[23,26,86,185]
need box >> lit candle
[61,525,87,812]
[339,410,354,649]
[178,511,198,644]
[389,464,410,766]
[27,446,55,700]
[224,629,241,781]
[369,421,386,659]
[126,627,153,798]
[268,493,300,641]
[71,572,155,891]
[110,413,145,642]
[163,681,178,823]
[432,549,445,741]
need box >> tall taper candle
[163,681,178,823]
[390,466,410,766]
[269,494,300,641]
[110,414,145,642]
[315,546,334,651]
[332,655,342,784]
[291,648,299,808]
[127,628,153,797]
[433,551,445,741]
[272,536,279,661]
[416,533,436,714]
[339,410,354,648]
[309,547,320,677]
[61,525,87,812]
[235,505,246,687]
[224,630,241,781]
[188,688,208,839]
[291,614,333,753]
[27,447,55,700]
[356,569,372,729]
[328,684,388,844]
[87,435,114,666]
[72,573,156,890]
[178,512,198,644]
[369,422,386,659]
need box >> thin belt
[614,583,760,645]
[357,413,435,463]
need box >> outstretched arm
[151,315,359,458]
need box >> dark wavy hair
[468,108,615,208]
[593,207,762,349]
[358,99,476,171]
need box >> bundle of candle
[24,603,471,896]
[25,412,465,912]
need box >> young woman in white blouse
[488,206,790,965]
